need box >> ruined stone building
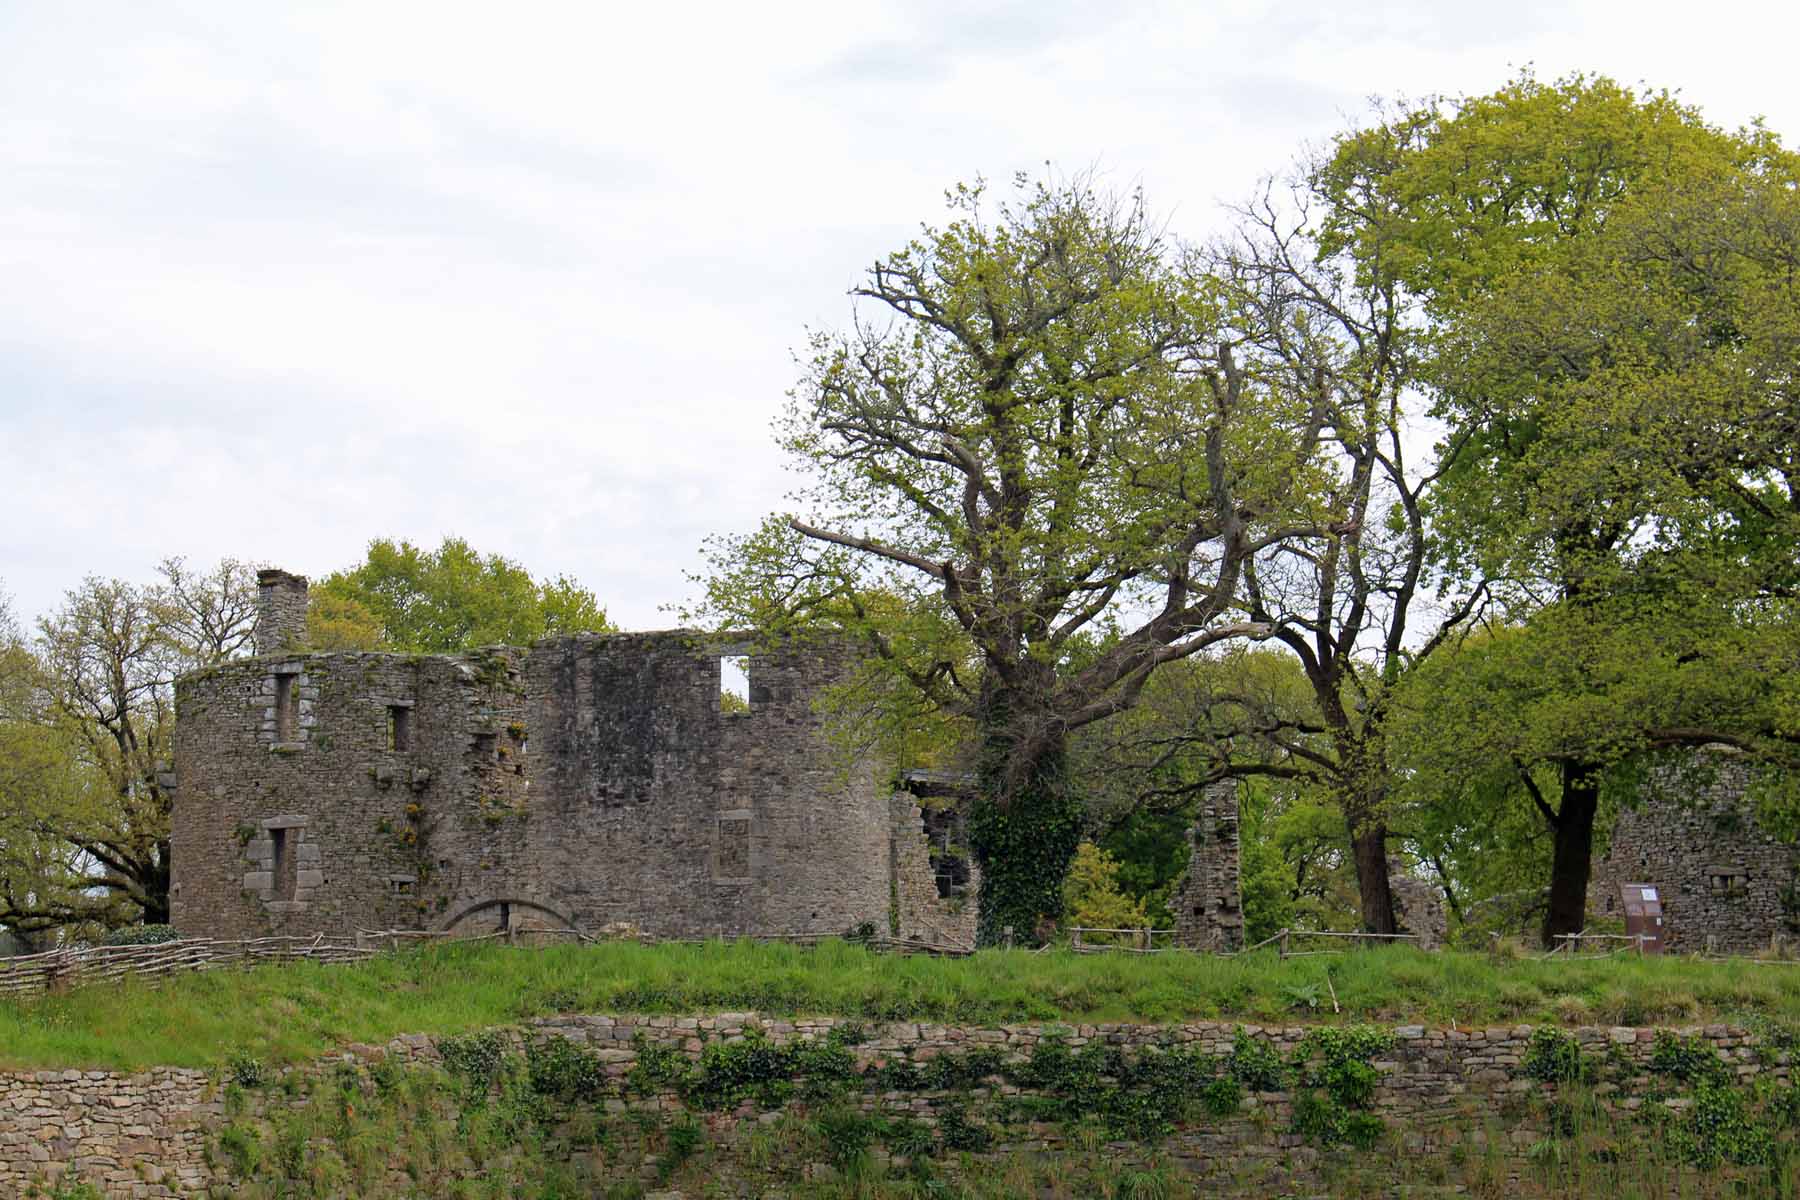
[1171,782,1245,951]
[1590,753,1798,954]
[169,570,977,945]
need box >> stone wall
[1590,754,1797,953]
[889,794,979,947]
[1389,858,1448,950]
[0,1067,215,1197]
[4,1014,1791,1197]
[251,570,308,657]
[1172,780,1244,951]
[174,588,914,941]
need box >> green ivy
[969,730,1083,946]
[1649,1031,1732,1086]
[626,1036,690,1096]
[1228,1028,1287,1091]
[1674,1082,1777,1167]
[525,1036,610,1103]
[1522,1028,1590,1084]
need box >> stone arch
[438,897,578,937]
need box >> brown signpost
[1619,883,1667,954]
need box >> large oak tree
[696,176,1337,942]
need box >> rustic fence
[0,927,976,999]
[0,933,381,998]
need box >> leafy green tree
[5,560,259,937]
[1062,842,1151,940]
[1325,72,1800,941]
[695,175,1336,943]
[312,537,614,653]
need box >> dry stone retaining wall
[4,1015,1789,1196]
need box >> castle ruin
[1590,754,1799,954]
[170,570,977,945]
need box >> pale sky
[3,1,1796,632]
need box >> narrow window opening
[496,901,511,933]
[720,656,750,713]
[388,705,412,752]
[274,674,296,742]
[270,827,297,901]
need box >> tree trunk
[1349,819,1397,936]
[968,683,1083,947]
[1542,761,1600,948]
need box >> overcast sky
[3,1,1797,632]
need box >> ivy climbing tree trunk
[968,681,1084,945]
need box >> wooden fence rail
[0,927,977,999]
[0,934,383,998]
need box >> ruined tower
[1171,780,1244,951]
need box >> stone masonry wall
[174,621,899,941]
[3,1015,1790,1197]
[1590,754,1797,953]
[171,648,534,938]
[251,570,308,657]
[1172,780,1244,951]
[1390,859,1448,950]
[889,794,980,947]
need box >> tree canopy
[311,537,614,653]
[696,174,1340,941]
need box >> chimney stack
[254,569,309,656]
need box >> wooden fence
[0,933,381,998]
[0,927,977,999]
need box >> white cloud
[2,0,1795,628]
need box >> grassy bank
[5,938,1800,1070]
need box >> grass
[6,937,1800,1071]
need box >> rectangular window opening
[274,674,296,742]
[720,655,751,713]
[271,827,297,901]
[388,705,412,752]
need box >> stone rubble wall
[6,1014,1786,1196]
[251,570,309,657]
[174,627,901,943]
[888,794,979,947]
[1172,780,1245,951]
[1591,754,1797,953]
[1389,858,1448,950]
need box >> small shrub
[1522,1028,1589,1084]
[216,1124,260,1177]
[815,1106,878,1166]
[936,1102,992,1152]
[1228,1028,1285,1091]
[100,924,181,947]
[654,1115,703,1183]
[1200,1076,1242,1117]
[1341,1110,1385,1150]
[225,1054,267,1089]
[881,1115,938,1160]
[526,1035,609,1103]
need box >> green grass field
[5,938,1800,1071]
